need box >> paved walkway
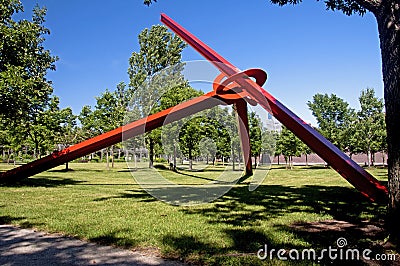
[0,225,183,266]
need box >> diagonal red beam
[161,13,388,202]
[0,93,222,183]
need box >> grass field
[0,162,393,265]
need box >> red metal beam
[161,13,388,202]
[234,100,253,175]
[0,93,222,183]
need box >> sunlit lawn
[0,162,390,265]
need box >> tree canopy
[0,0,58,126]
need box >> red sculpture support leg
[235,99,253,176]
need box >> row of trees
[0,1,76,162]
[275,88,386,168]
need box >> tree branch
[354,0,381,13]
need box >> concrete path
[0,225,183,266]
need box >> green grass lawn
[0,162,391,265]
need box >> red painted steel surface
[161,13,388,202]
[0,93,222,182]
[234,99,252,175]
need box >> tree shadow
[173,171,219,182]
[89,229,139,247]
[93,189,157,202]
[0,215,25,225]
[173,184,390,264]
[0,176,86,187]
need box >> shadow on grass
[173,171,218,182]
[47,168,106,173]
[93,189,157,202]
[0,214,44,228]
[89,229,138,247]
[0,215,25,225]
[0,176,85,188]
[164,184,389,264]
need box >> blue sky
[17,0,383,125]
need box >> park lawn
[0,162,389,265]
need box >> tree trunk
[111,145,114,168]
[382,151,385,166]
[106,147,110,170]
[232,147,235,171]
[173,143,177,171]
[189,148,193,170]
[372,152,375,166]
[149,140,154,168]
[376,3,400,242]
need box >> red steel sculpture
[0,14,388,203]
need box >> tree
[55,107,77,170]
[307,93,355,152]
[78,105,98,140]
[276,126,303,169]
[159,86,203,170]
[128,25,186,168]
[78,85,127,168]
[144,0,400,242]
[0,1,58,127]
[179,117,202,170]
[355,88,386,167]
[249,112,262,168]
[5,96,72,160]
[93,89,123,169]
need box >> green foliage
[249,112,262,159]
[159,86,203,160]
[0,1,58,126]
[127,25,187,167]
[270,0,366,16]
[354,88,386,166]
[307,93,355,151]
[52,106,78,154]
[143,0,367,15]
[128,25,186,99]
[179,117,203,162]
[143,0,156,6]
[307,89,386,166]
[178,108,233,169]
[276,126,304,168]
[79,82,127,139]
[262,129,278,156]
[13,96,74,157]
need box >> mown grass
[0,162,391,265]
